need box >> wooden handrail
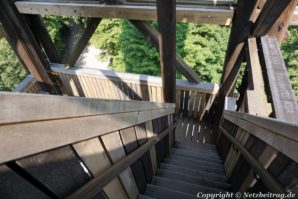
[67,123,176,199]
[51,64,219,94]
[220,126,284,193]
[223,110,298,162]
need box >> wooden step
[175,141,217,150]
[172,147,220,159]
[168,155,223,169]
[163,159,225,174]
[171,148,222,163]
[160,163,227,182]
[138,194,156,199]
[156,169,231,190]
[144,184,196,199]
[152,176,226,195]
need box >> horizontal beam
[13,1,298,26]
[67,123,176,199]
[51,64,220,94]
[224,110,298,162]
[0,92,174,125]
[15,1,234,25]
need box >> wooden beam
[253,0,292,37]
[260,36,298,123]
[130,20,201,83]
[65,18,101,67]
[267,0,298,43]
[0,0,57,93]
[221,0,259,83]
[156,0,176,103]
[26,14,61,63]
[15,2,234,25]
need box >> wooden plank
[120,127,147,193]
[0,106,174,164]
[0,164,51,198]
[66,18,101,67]
[51,64,219,94]
[0,0,57,93]
[260,36,298,123]
[15,146,91,198]
[157,0,176,103]
[13,75,37,93]
[220,127,284,193]
[100,132,139,199]
[68,124,175,199]
[73,138,128,199]
[16,2,233,25]
[0,92,174,124]
[26,14,61,63]
[131,20,201,83]
[146,121,157,174]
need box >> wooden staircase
[139,141,231,199]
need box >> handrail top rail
[224,110,298,142]
[51,64,220,94]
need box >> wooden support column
[156,0,176,103]
[65,18,102,67]
[131,20,201,83]
[0,0,58,93]
[26,15,61,63]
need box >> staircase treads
[175,141,217,150]
[173,143,218,155]
[138,194,157,199]
[162,159,225,174]
[160,163,227,182]
[167,155,223,168]
[156,169,231,190]
[144,184,196,199]
[171,148,222,163]
[152,176,226,195]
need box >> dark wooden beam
[156,0,176,103]
[221,0,259,83]
[253,0,292,37]
[267,0,298,44]
[0,0,58,93]
[65,18,102,67]
[130,20,201,83]
[26,14,61,63]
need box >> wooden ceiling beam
[15,1,234,25]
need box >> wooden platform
[175,115,216,144]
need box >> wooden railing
[218,109,298,193]
[13,75,41,93]
[51,64,219,120]
[0,92,175,199]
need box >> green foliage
[90,19,230,83]
[281,26,298,101]
[0,39,27,91]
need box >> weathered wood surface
[15,1,234,25]
[261,36,298,123]
[13,75,40,93]
[65,18,101,67]
[67,124,175,199]
[223,111,298,163]
[156,0,176,103]
[0,92,175,164]
[131,20,201,83]
[0,0,57,93]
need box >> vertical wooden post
[156,0,176,103]
[0,0,58,93]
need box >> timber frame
[0,0,298,197]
